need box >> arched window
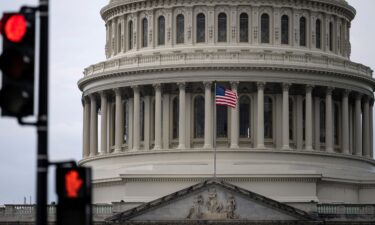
[239,13,249,42]
[172,97,179,139]
[142,18,148,47]
[194,96,205,138]
[289,98,294,141]
[329,22,333,51]
[176,14,185,44]
[264,96,273,139]
[140,101,145,141]
[334,103,340,145]
[128,20,133,50]
[316,19,322,49]
[118,23,122,53]
[281,15,289,45]
[218,13,227,42]
[300,17,306,46]
[197,13,206,43]
[261,13,270,43]
[217,106,228,138]
[239,96,251,138]
[158,16,165,45]
[320,100,326,143]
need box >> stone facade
[77,0,375,213]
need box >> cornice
[100,0,355,22]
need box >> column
[341,90,350,154]
[153,84,162,150]
[355,94,362,156]
[257,82,265,149]
[325,88,334,152]
[100,92,108,155]
[89,94,98,157]
[83,97,90,158]
[144,95,151,150]
[114,88,124,153]
[133,86,140,151]
[281,83,290,150]
[230,82,239,149]
[363,97,371,158]
[370,102,374,158]
[305,85,313,151]
[178,83,186,149]
[204,82,213,149]
[314,97,320,151]
[128,98,134,150]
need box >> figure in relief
[187,195,204,219]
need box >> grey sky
[0,0,374,204]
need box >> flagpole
[213,82,217,179]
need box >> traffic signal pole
[36,0,49,225]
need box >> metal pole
[213,82,217,178]
[36,0,49,225]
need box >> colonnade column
[370,102,374,158]
[100,92,108,155]
[355,94,362,156]
[341,90,350,154]
[114,88,124,153]
[153,84,162,150]
[83,97,90,158]
[281,83,290,150]
[204,82,213,149]
[89,94,98,157]
[363,97,371,158]
[257,82,265,149]
[305,85,313,151]
[133,86,140,151]
[325,88,334,153]
[230,82,239,149]
[178,83,186,149]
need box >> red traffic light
[1,14,27,43]
[65,170,84,198]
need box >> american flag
[215,85,238,108]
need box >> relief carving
[186,189,239,220]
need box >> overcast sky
[0,0,374,204]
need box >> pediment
[106,180,317,224]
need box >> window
[316,19,321,49]
[197,13,206,43]
[329,22,333,51]
[320,100,326,143]
[338,25,342,53]
[281,15,289,44]
[300,17,306,46]
[194,96,205,138]
[128,20,133,50]
[217,106,228,138]
[118,23,122,53]
[239,13,249,42]
[289,98,294,141]
[218,13,227,42]
[261,13,270,43]
[142,18,148,47]
[264,96,273,139]
[239,96,251,138]
[172,97,179,139]
[176,14,185,44]
[334,104,340,145]
[158,16,165,45]
[140,101,145,141]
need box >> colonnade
[82,82,374,159]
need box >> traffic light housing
[0,8,36,117]
[56,166,92,225]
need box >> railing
[83,51,373,78]
[318,204,375,215]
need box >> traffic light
[56,166,92,225]
[0,8,36,117]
